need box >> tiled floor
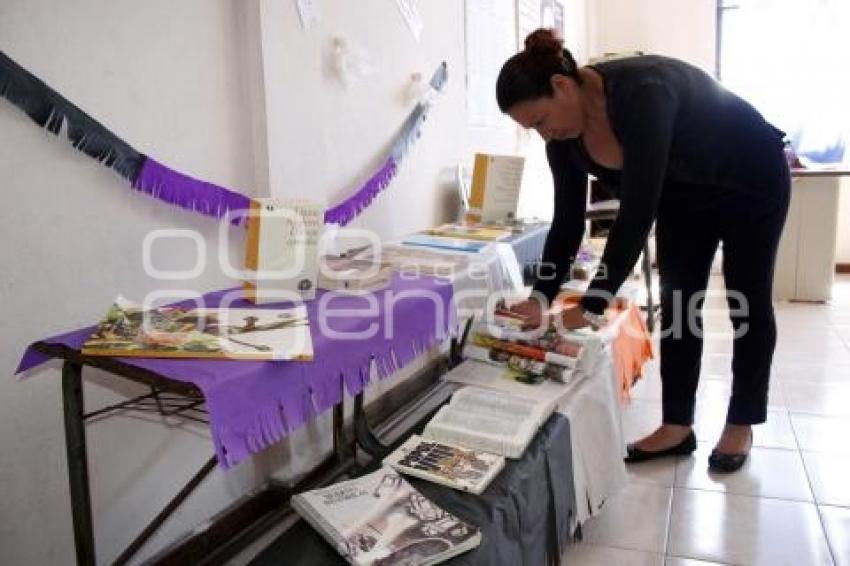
[563,275,850,566]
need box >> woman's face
[507,74,584,142]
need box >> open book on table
[292,467,481,565]
[420,386,553,459]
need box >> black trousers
[656,170,791,426]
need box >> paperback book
[420,223,511,242]
[292,467,481,565]
[383,434,504,495]
[81,299,313,360]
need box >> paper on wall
[296,0,321,30]
[395,0,423,42]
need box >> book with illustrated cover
[401,234,489,254]
[318,255,393,292]
[421,223,511,242]
[421,386,553,459]
[292,468,481,565]
[383,435,504,495]
[81,299,313,360]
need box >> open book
[383,435,505,495]
[292,468,481,565]
[81,299,313,360]
[421,386,553,459]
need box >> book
[421,223,511,242]
[383,435,504,495]
[421,386,553,458]
[354,244,471,279]
[291,468,481,565]
[464,153,525,224]
[244,198,324,304]
[81,299,313,360]
[318,255,393,292]
[401,234,489,254]
[441,359,573,409]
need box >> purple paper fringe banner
[323,158,398,226]
[132,157,252,225]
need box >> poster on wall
[465,0,516,129]
[541,0,565,35]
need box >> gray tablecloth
[250,413,576,566]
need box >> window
[717,0,850,164]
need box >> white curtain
[720,0,850,164]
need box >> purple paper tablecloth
[17,275,456,468]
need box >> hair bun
[524,28,563,54]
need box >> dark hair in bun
[496,28,582,112]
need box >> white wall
[838,180,850,264]
[0,1,465,564]
[588,0,717,73]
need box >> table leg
[62,361,95,566]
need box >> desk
[774,169,850,302]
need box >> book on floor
[81,298,313,360]
[383,434,505,495]
[291,467,481,565]
[421,386,553,459]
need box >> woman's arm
[532,142,588,304]
[580,80,678,314]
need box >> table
[16,275,455,566]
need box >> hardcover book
[81,299,313,360]
[292,468,481,565]
[383,435,504,495]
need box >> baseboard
[837,263,850,274]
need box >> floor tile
[774,362,850,382]
[675,443,812,502]
[791,414,850,454]
[819,505,850,566]
[802,452,850,507]
[582,483,672,554]
[560,543,663,566]
[625,456,678,488]
[782,381,850,417]
[694,406,797,450]
[667,489,832,565]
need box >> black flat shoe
[625,431,697,463]
[708,429,753,474]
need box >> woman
[498,29,790,473]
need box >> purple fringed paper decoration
[132,157,252,225]
[324,157,398,226]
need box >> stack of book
[292,467,482,565]
[463,312,600,385]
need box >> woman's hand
[555,305,591,330]
[509,299,546,329]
